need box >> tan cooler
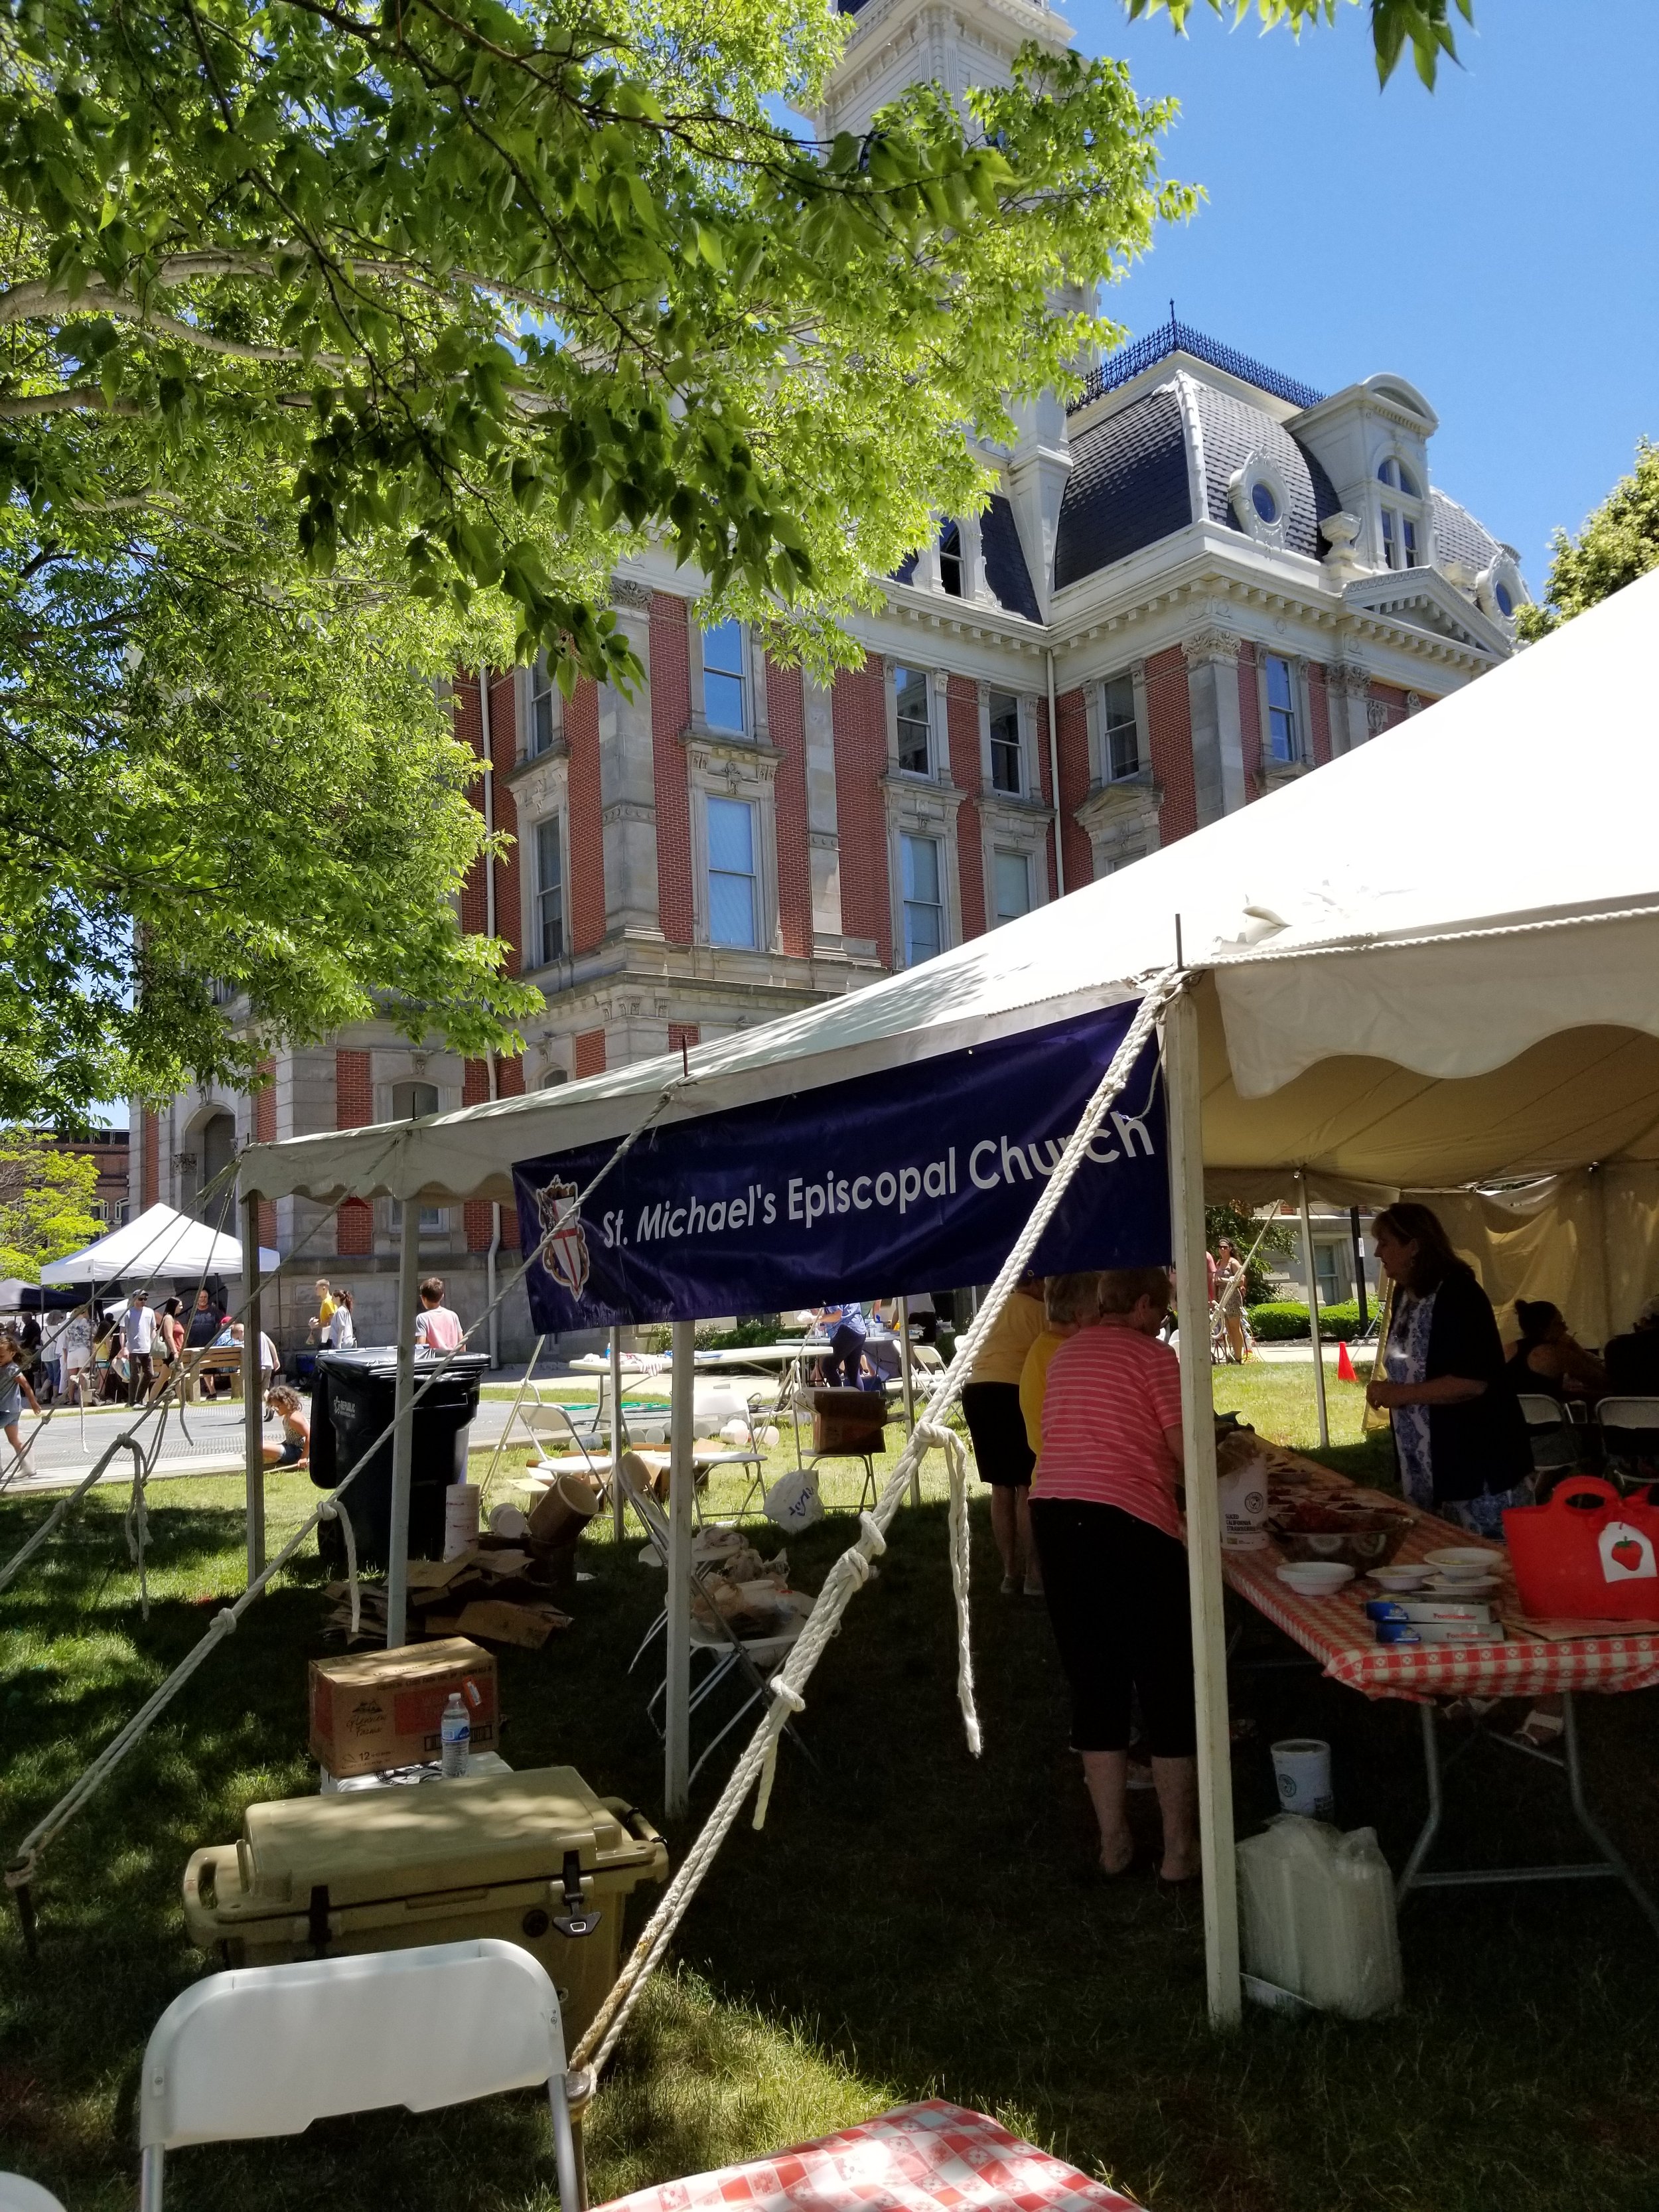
[182,1765,667,2045]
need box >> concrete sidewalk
[2,1394,524,1496]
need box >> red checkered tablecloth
[1225,1474,1659,1703]
[595,2101,1140,2212]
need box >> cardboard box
[309,1637,498,1778]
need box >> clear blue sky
[1063,0,1659,591]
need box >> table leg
[1562,1692,1659,1941]
[1396,1693,1659,1940]
[1396,1702,1445,1905]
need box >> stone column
[1183,628,1247,825]
[1326,662,1371,756]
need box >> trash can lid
[317,1349,490,1381]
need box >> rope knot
[856,1511,887,1558]
[4,1851,37,1891]
[212,1608,239,1637]
[768,1678,806,1716]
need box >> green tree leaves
[1518,439,1659,644]
[0,1,1188,680]
[1123,0,1473,89]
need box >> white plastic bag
[762,1467,824,1531]
[1239,1815,1403,2018]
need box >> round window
[1251,480,1279,524]
[1494,581,1514,618]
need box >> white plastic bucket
[1271,1737,1334,1819]
[443,1482,481,1561]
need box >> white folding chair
[138,1939,582,2212]
[1516,1390,1580,1474]
[1596,1396,1659,1488]
[0,2177,67,2211]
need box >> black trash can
[311,1350,489,1570]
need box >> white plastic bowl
[1276,1561,1356,1595]
[1370,1566,1432,1591]
[1424,1546,1498,1571]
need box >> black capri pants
[961,1382,1035,1487]
[1027,1497,1196,1758]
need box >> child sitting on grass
[262,1382,310,1468]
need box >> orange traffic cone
[1336,1340,1357,1383]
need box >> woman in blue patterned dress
[1364,1203,1532,1537]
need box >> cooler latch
[551,1849,601,1939]
[307,1883,333,1955]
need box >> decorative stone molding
[1406,692,1423,716]
[601,799,658,827]
[1181,625,1240,668]
[687,736,782,789]
[1228,450,1291,550]
[609,577,654,611]
[1366,697,1391,735]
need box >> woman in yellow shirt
[962,1278,1048,1595]
[1018,1273,1104,1454]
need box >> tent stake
[242,1189,265,1580]
[1164,986,1241,2028]
[666,1319,695,1818]
[1298,1175,1331,1451]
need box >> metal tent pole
[610,1325,626,1542]
[898,1296,920,1506]
[242,1189,265,1580]
[665,1318,695,1817]
[1299,1173,1331,1450]
[385,1217,423,1649]
[1164,986,1241,2029]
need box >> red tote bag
[1504,1476,1659,1622]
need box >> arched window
[938,521,964,598]
[1376,457,1425,570]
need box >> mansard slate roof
[1431,488,1510,577]
[1054,373,1341,589]
[1052,382,1192,588]
[980,494,1041,622]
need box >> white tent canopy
[40,1201,279,1288]
[243,572,1659,1214]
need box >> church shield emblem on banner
[535,1178,591,1300]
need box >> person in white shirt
[120,1292,159,1404]
[414,1277,465,1355]
[328,1290,357,1351]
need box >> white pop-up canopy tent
[244,570,1659,2025]
[40,1201,280,1289]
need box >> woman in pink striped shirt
[1029,1266,1198,1884]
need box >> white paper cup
[1271,1737,1334,1818]
[443,1482,481,1560]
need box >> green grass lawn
[4,1363,1659,2210]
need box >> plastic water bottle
[439,1691,470,1778]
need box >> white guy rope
[3,1075,689,1893]
[570,967,1185,2081]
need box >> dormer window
[938,521,964,599]
[1376,457,1423,570]
[1494,580,1514,619]
[1250,482,1279,525]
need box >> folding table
[1224,1453,1659,1937]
